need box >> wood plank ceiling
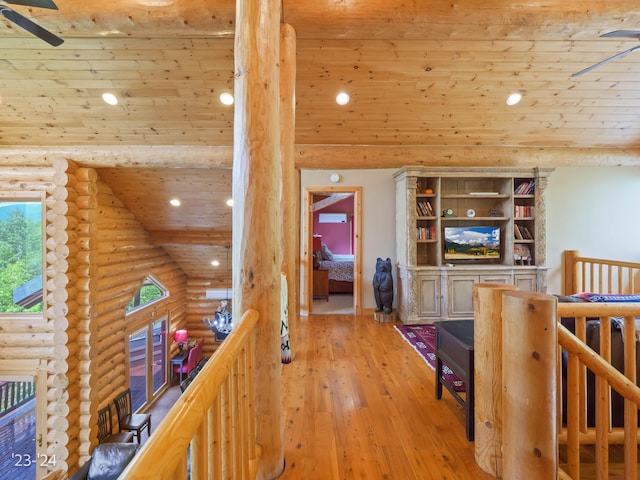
[1,0,640,279]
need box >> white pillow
[321,243,334,261]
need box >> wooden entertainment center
[394,167,553,324]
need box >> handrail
[556,302,640,480]
[119,308,260,480]
[477,284,640,480]
[563,250,640,295]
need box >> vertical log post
[473,283,518,478]
[502,291,557,479]
[233,0,284,478]
[563,250,579,295]
[280,23,297,359]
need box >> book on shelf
[514,224,523,240]
[514,180,535,195]
[416,200,434,217]
[416,226,436,240]
[514,205,534,217]
[514,224,534,240]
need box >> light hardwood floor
[279,313,493,480]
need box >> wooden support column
[562,250,579,295]
[280,23,297,359]
[473,283,518,478]
[233,0,284,478]
[502,291,557,479]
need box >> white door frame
[302,186,362,315]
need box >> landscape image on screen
[443,226,500,260]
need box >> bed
[316,243,354,294]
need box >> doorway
[302,186,362,315]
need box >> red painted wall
[313,196,354,255]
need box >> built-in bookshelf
[394,167,554,324]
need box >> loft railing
[556,302,640,480]
[563,250,640,295]
[0,381,35,416]
[475,285,640,479]
[119,308,261,480]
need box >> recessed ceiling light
[211,260,220,267]
[220,92,234,106]
[336,92,350,105]
[102,93,118,105]
[169,198,181,207]
[506,92,522,106]
[226,198,233,207]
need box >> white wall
[545,166,640,294]
[301,166,640,309]
[301,169,397,309]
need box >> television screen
[443,226,500,261]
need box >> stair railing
[556,302,640,480]
[119,308,260,480]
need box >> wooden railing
[119,308,261,480]
[0,381,35,416]
[556,302,640,480]
[563,250,640,295]
[475,285,640,479]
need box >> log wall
[185,278,228,359]
[0,160,192,474]
[92,178,187,431]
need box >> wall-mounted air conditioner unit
[318,213,347,223]
[205,288,232,300]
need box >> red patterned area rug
[394,324,465,392]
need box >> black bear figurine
[373,257,393,314]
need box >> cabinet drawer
[480,274,511,284]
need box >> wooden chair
[113,388,151,444]
[97,404,134,444]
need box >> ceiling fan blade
[600,30,640,39]
[0,6,63,46]
[571,45,640,77]
[3,0,58,10]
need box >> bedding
[319,254,354,282]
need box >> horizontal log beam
[294,145,640,169]
[148,230,232,246]
[1,145,640,170]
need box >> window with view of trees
[126,276,167,312]
[0,201,43,313]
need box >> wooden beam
[294,145,640,169]
[311,193,352,212]
[233,0,284,478]
[148,230,232,246]
[1,145,640,170]
[0,147,233,168]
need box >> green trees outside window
[126,277,167,312]
[0,202,43,313]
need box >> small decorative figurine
[373,257,394,314]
